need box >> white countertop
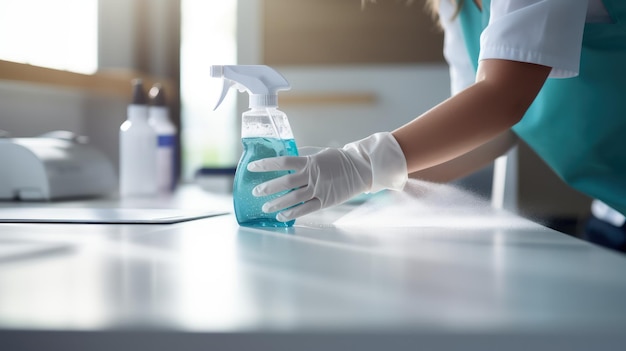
[1,181,625,350]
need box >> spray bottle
[211,65,298,227]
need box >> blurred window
[0,0,98,74]
[181,0,238,179]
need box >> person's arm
[409,129,518,183]
[393,58,551,175]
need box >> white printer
[0,131,117,201]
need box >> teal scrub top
[458,0,626,216]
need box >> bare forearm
[410,130,518,183]
[392,59,551,174]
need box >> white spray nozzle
[210,65,291,109]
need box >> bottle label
[158,135,176,148]
[156,134,177,191]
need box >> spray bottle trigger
[213,80,234,111]
[235,84,247,93]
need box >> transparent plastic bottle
[233,107,298,227]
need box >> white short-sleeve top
[439,0,612,95]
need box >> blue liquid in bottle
[233,137,299,227]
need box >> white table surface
[1,181,625,351]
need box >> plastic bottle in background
[148,83,177,193]
[119,79,158,197]
[211,65,298,227]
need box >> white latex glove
[247,132,408,222]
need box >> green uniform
[459,0,626,216]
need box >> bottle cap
[131,79,147,105]
[149,83,167,107]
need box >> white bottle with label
[148,83,177,192]
[119,79,158,197]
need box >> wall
[278,65,450,147]
[0,82,86,138]
[263,0,444,65]
[238,0,450,148]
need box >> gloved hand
[247,132,408,222]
